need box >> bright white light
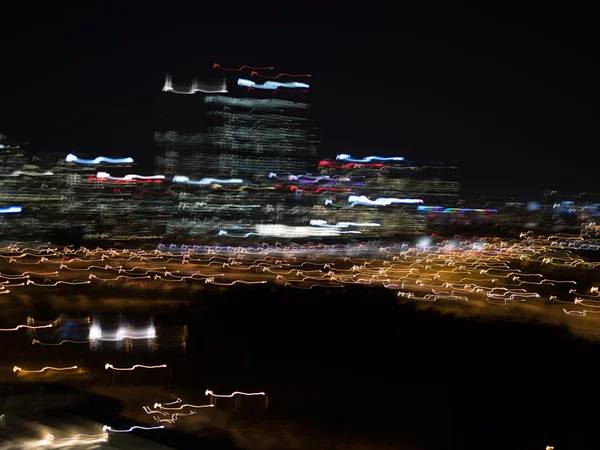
[116,327,126,340]
[255,224,360,238]
[309,219,380,228]
[162,74,173,92]
[147,325,156,339]
[238,78,254,87]
[96,173,165,181]
[172,175,243,185]
[89,324,102,340]
[237,78,309,90]
[417,237,431,248]
[309,219,328,226]
[348,195,423,206]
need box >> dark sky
[1,4,598,200]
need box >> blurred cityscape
[1,64,599,245]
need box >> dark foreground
[1,285,598,449]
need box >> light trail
[102,425,164,433]
[237,78,310,90]
[65,154,133,164]
[213,63,274,71]
[104,363,167,371]
[0,206,22,214]
[37,432,108,448]
[13,365,78,373]
[205,389,265,398]
[32,339,90,346]
[336,154,405,162]
[154,402,214,410]
[2,236,600,341]
[0,324,53,331]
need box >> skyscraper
[155,65,317,181]
[154,65,319,238]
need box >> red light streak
[213,63,274,71]
[273,184,298,191]
[303,187,352,193]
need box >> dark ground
[1,285,598,449]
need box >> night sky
[2,4,597,200]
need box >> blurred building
[155,69,317,180]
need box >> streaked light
[96,172,165,181]
[104,363,167,371]
[336,154,405,162]
[237,78,310,90]
[0,206,22,214]
[173,175,244,185]
[309,220,380,228]
[103,425,164,433]
[66,154,134,164]
[89,324,102,340]
[205,389,265,398]
[348,195,423,206]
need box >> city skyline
[2,5,598,201]
[1,5,599,450]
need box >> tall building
[155,65,318,181]
[154,65,319,238]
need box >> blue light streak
[336,154,405,162]
[237,79,310,90]
[66,154,134,164]
[0,206,22,214]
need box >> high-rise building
[155,65,318,181]
[154,65,319,238]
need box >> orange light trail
[13,365,78,373]
[0,324,53,331]
[104,363,167,371]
